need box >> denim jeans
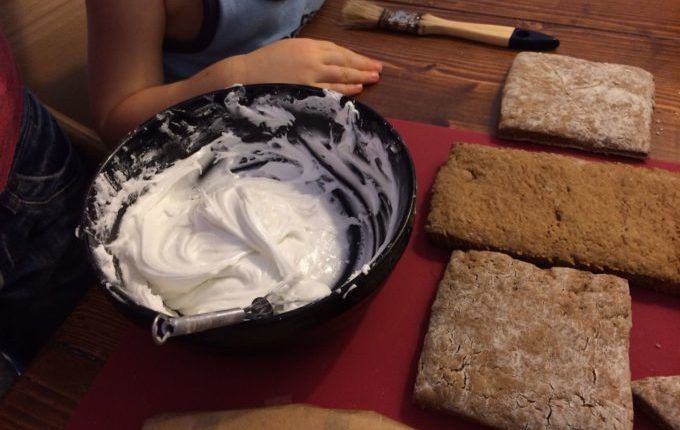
[0,90,92,371]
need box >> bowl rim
[81,83,417,329]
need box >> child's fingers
[318,83,364,95]
[323,45,382,72]
[319,66,380,85]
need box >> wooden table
[1,1,678,428]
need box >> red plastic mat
[67,120,680,429]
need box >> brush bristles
[341,0,384,29]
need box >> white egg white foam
[89,88,400,316]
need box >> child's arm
[87,0,383,145]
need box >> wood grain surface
[0,0,91,126]
[0,0,678,428]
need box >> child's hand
[228,38,383,95]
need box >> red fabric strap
[0,31,23,191]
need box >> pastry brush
[341,0,559,51]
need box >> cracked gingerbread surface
[414,250,633,429]
[498,52,654,158]
[632,376,680,430]
[426,143,680,294]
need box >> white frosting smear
[109,145,350,315]
[86,87,401,317]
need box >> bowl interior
[81,84,416,336]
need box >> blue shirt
[163,0,326,81]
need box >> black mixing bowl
[80,84,416,347]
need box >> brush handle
[373,6,558,50]
[420,14,514,47]
[151,308,246,344]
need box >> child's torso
[163,0,326,81]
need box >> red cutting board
[67,120,680,430]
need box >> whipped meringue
[88,88,400,317]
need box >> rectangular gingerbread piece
[498,52,654,158]
[632,376,680,430]
[414,250,633,429]
[426,143,680,294]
